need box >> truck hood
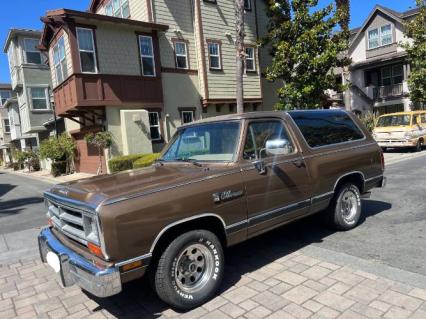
[46,163,235,210]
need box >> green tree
[40,133,76,175]
[85,131,113,175]
[402,0,426,109]
[263,0,351,110]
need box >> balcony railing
[373,83,404,100]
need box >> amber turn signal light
[120,260,143,273]
[88,242,103,258]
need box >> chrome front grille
[46,200,99,246]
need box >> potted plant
[84,131,113,175]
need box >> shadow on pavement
[0,184,16,198]
[0,197,44,216]
[86,199,391,317]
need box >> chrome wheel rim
[340,190,358,223]
[175,244,214,294]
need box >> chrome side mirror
[265,139,291,155]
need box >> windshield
[162,121,241,162]
[376,115,411,127]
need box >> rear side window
[289,111,364,148]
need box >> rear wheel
[154,230,224,310]
[326,183,362,230]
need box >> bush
[40,134,76,175]
[51,161,67,177]
[133,153,161,169]
[108,153,160,173]
[12,162,23,171]
[357,111,376,133]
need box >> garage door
[72,132,106,174]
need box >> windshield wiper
[175,157,203,167]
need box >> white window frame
[244,0,252,10]
[174,41,188,69]
[181,110,194,124]
[208,42,221,70]
[3,119,10,134]
[0,91,11,106]
[381,67,392,86]
[139,35,156,77]
[148,112,161,141]
[53,36,67,85]
[23,38,42,64]
[245,47,256,72]
[76,27,98,74]
[105,0,130,18]
[367,24,393,50]
[28,87,50,111]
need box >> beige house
[342,5,420,115]
[39,0,278,173]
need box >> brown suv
[38,110,385,309]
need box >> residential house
[0,84,12,164]
[343,5,420,115]
[3,29,57,152]
[39,0,279,174]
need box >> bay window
[77,28,97,73]
[139,35,156,76]
[24,38,42,64]
[29,87,49,110]
[53,36,67,85]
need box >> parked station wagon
[39,110,385,309]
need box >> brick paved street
[1,238,426,318]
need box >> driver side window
[243,121,295,160]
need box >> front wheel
[326,183,362,230]
[415,140,423,152]
[154,230,224,310]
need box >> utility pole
[235,0,245,113]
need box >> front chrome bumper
[38,228,122,298]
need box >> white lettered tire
[326,183,362,230]
[154,230,224,310]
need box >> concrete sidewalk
[0,168,94,185]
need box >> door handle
[293,159,305,168]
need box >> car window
[243,121,295,160]
[289,111,364,148]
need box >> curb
[385,150,426,166]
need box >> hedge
[108,153,160,173]
[133,153,160,169]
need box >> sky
[0,0,419,83]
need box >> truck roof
[182,109,349,127]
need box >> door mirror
[265,139,292,155]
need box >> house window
[381,64,404,86]
[208,42,221,70]
[53,36,68,85]
[381,67,392,86]
[181,111,194,124]
[392,65,403,84]
[23,38,42,64]
[139,35,156,76]
[245,47,255,71]
[29,87,49,110]
[149,112,161,141]
[105,0,130,18]
[368,29,379,49]
[244,0,251,10]
[0,91,11,106]
[7,46,15,72]
[3,119,10,134]
[381,24,392,46]
[174,41,188,69]
[368,24,392,49]
[77,28,97,73]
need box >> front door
[239,119,312,236]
